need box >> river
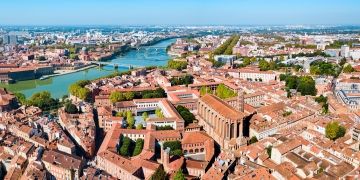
[0,38,176,98]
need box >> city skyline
[1,0,360,26]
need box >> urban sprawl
[0,26,360,179]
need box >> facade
[197,94,246,150]
[341,45,350,58]
[42,150,84,180]
[228,68,278,83]
[214,55,236,65]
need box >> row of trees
[109,88,166,103]
[326,40,360,49]
[170,75,194,86]
[291,50,330,58]
[115,110,136,128]
[258,59,277,71]
[224,35,240,55]
[213,35,240,55]
[14,91,61,111]
[109,91,135,103]
[167,60,188,71]
[199,84,238,99]
[280,74,317,96]
[68,80,92,101]
[176,105,195,126]
[118,136,144,157]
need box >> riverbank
[1,38,176,98]
[42,65,98,79]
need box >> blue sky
[1,0,359,25]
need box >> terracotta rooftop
[200,94,245,121]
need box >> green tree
[151,165,167,180]
[136,124,144,130]
[28,91,59,111]
[124,91,135,101]
[68,80,91,101]
[325,121,346,141]
[119,136,132,156]
[213,35,240,55]
[297,76,316,96]
[116,111,125,117]
[167,60,188,71]
[243,57,251,66]
[132,139,144,156]
[65,103,78,114]
[14,92,27,105]
[109,92,125,103]
[142,112,149,121]
[126,111,135,129]
[176,105,195,126]
[259,59,270,71]
[69,53,79,60]
[174,169,186,180]
[249,136,258,145]
[163,141,182,156]
[199,86,212,96]
[215,84,237,99]
[343,64,355,73]
[77,88,91,101]
[38,56,46,61]
[170,75,194,86]
[155,108,165,118]
[266,146,272,158]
